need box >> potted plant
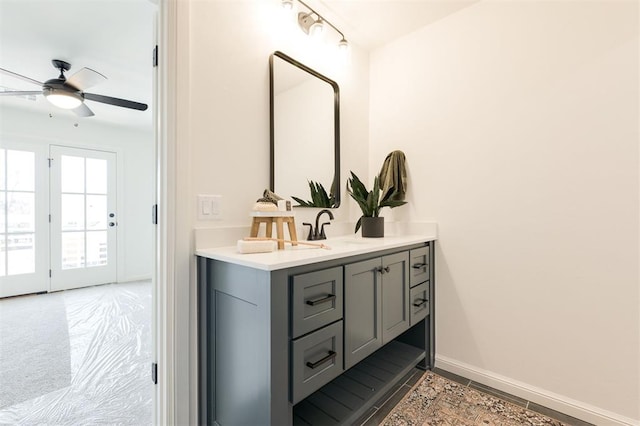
[346,171,407,237]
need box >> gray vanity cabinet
[344,252,410,370]
[198,240,435,426]
[344,258,382,370]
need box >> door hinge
[151,362,158,384]
[153,45,158,67]
[48,158,53,167]
[152,204,158,225]
[48,214,51,223]
[49,269,52,278]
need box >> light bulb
[45,91,82,109]
[309,19,324,38]
[338,38,349,51]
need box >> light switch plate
[197,194,222,220]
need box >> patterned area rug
[383,371,567,426]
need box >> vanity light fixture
[284,0,349,50]
[281,0,294,10]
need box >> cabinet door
[381,252,410,344]
[344,258,382,370]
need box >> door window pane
[7,233,35,275]
[0,193,5,233]
[0,149,5,191]
[0,234,5,276]
[86,195,107,230]
[62,232,84,269]
[86,158,107,194]
[7,192,34,233]
[86,231,107,267]
[61,194,85,231]
[61,155,84,193]
[7,150,34,191]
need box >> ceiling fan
[0,59,148,117]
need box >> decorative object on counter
[249,211,298,250]
[291,180,337,208]
[347,171,407,238]
[237,239,277,254]
[244,237,331,250]
[261,188,292,211]
[252,196,278,212]
[378,150,407,202]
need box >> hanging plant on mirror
[292,180,337,208]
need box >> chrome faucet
[302,209,334,241]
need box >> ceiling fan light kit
[0,59,148,117]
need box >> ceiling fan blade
[0,91,41,96]
[0,67,43,86]
[84,92,148,111]
[72,103,95,117]
[66,67,106,91]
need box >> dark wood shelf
[293,341,425,425]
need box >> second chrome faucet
[303,209,334,241]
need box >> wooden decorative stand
[250,212,298,250]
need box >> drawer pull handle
[412,263,426,269]
[413,298,428,307]
[306,294,336,306]
[306,350,337,369]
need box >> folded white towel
[236,239,277,254]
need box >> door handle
[109,222,116,227]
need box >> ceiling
[316,0,479,50]
[0,0,477,130]
[0,0,156,131]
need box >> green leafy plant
[347,171,407,233]
[292,180,336,208]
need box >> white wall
[0,105,154,283]
[370,1,639,423]
[177,2,370,422]
[186,0,370,239]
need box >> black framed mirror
[269,51,340,208]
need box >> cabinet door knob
[306,350,337,369]
[384,266,390,273]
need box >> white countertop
[195,234,436,271]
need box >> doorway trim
[155,0,193,424]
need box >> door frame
[155,0,193,424]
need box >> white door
[0,143,49,298]
[50,146,117,291]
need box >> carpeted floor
[383,371,568,426]
[0,281,152,425]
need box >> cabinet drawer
[292,266,343,338]
[409,246,429,288]
[291,320,344,404]
[410,282,429,326]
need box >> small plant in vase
[347,171,407,237]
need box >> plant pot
[361,217,384,238]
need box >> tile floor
[355,367,594,426]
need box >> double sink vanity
[196,234,436,425]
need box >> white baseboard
[435,355,639,426]
[117,275,152,283]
